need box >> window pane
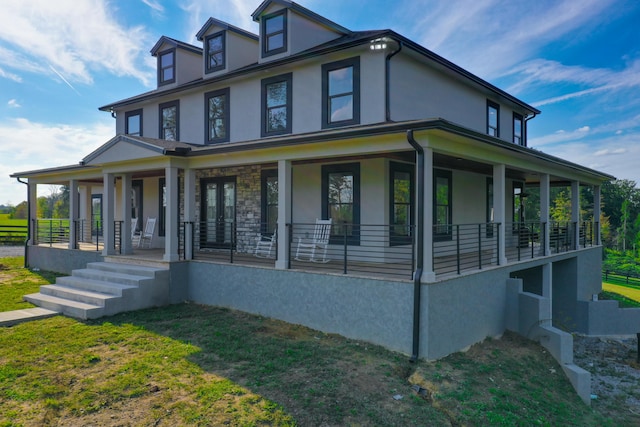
[267,106,287,131]
[267,34,284,51]
[127,115,140,135]
[266,81,287,107]
[210,52,223,68]
[163,68,173,81]
[328,67,353,96]
[329,95,353,122]
[328,172,353,204]
[209,96,225,119]
[162,106,177,141]
[265,14,283,34]
[394,172,411,203]
[436,177,449,205]
[208,35,223,52]
[488,106,497,127]
[161,52,173,67]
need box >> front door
[200,177,236,248]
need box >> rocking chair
[137,217,156,248]
[295,218,332,263]
[255,228,277,258]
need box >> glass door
[200,177,236,248]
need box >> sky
[1,0,640,206]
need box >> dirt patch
[574,334,640,420]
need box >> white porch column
[421,148,435,282]
[276,159,292,269]
[493,164,507,265]
[102,173,116,255]
[163,166,180,262]
[28,181,37,245]
[120,174,133,255]
[69,179,78,250]
[571,180,580,249]
[183,168,196,260]
[83,184,93,243]
[540,174,550,256]
[594,185,602,245]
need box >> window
[513,113,523,145]
[125,109,142,136]
[205,32,225,73]
[487,100,499,137]
[322,163,360,244]
[159,100,179,141]
[390,162,414,245]
[262,10,287,57]
[158,177,180,237]
[158,49,175,86]
[205,88,229,143]
[261,73,292,137]
[322,57,360,128]
[261,170,278,235]
[434,169,452,240]
[513,182,524,225]
[486,177,494,237]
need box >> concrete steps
[24,262,170,320]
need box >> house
[11,0,623,403]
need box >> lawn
[0,256,631,426]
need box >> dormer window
[158,49,175,86]
[262,10,287,57]
[205,31,225,73]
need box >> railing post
[343,224,348,275]
[230,222,235,264]
[456,224,460,275]
[287,223,292,269]
[497,223,501,266]
[49,219,52,247]
[530,223,534,259]
[478,224,482,270]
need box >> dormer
[196,18,259,78]
[252,0,351,63]
[150,36,202,89]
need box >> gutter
[385,39,402,121]
[16,177,30,268]
[406,129,424,362]
[524,112,538,147]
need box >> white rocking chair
[255,228,277,258]
[295,218,332,263]
[137,217,156,248]
[130,217,139,246]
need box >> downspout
[407,129,424,362]
[523,112,537,147]
[385,40,402,122]
[16,177,30,268]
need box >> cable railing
[433,223,500,275]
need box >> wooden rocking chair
[255,228,277,258]
[137,217,156,248]
[295,218,332,263]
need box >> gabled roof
[196,17,259,41]
[150,36,203,56]
[82,135,194,165]
[251,0,351,35]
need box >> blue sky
[1,0,640,205]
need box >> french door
[200,177,236,248]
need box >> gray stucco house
[11,0,622,403]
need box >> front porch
[30,217,599,280]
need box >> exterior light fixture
[369,38,388,50]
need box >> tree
[10,201,27,219]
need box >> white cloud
[530,126,591,146]
[180,0,258,43]
[0,66,22,83]
[0,118,113,204]
[141,0,164,13]
[7,99,20,108]
[0,0,155,86]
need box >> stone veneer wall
[194,165,273,253]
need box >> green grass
[600,290,640,308]
[0,256,633,426]
[0,257,61,311]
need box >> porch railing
[33,219,70,246]
[433,223,500,275]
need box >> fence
[0,224,27,246]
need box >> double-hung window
[322,163,360,245]
[261,170,278,236]
[513,113,523,145]
[322,57,360,128]
[434,169,452,240]
[205,32,225,73]
[261,73,292,137]
[390,162,414,245]
[487,100,499,137]
[125,109,142,136]
[205,88,229,143]
[158,49,175,86]
[159,100,179,141]
[262,10,287,57]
